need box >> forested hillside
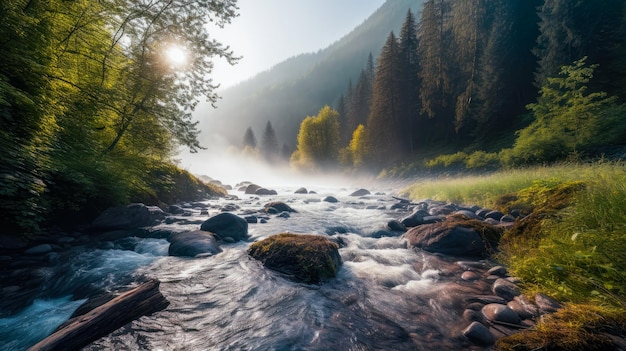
[0,0,230,236]
[287,0,626,172]
[197,0,424,150]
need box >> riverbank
[402,161,626,350]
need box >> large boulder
[91,203,165,231]
[200,213,248,242]
[248,233,342,283]
[404,218,502,257]
[168,230,222,257]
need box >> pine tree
[534,0,625,88]
[450,0,488,135]
[343,79,355,143]
[242,126,257,149]
[261,121,279,162]
[417,0,454,143]
[475,0,540,140]
[398,9,421,153]
[367,32,403,164]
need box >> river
[1,181,495,350]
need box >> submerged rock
[200,213,248,242]
[323,196,339,203]
[349,188,371,197]
[264,201,297,213]
[248,233,342,283]
[168,230,222,257]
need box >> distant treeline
[288,0,626,172]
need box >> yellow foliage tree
[291,106,340,169]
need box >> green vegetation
[402,162,626,349]
[0,0,236,237]
[496,304,626,351]
[290,106,340,169]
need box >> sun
[165,45,188,67]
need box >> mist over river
[1,180,500,350]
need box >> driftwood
[28,279,169,351]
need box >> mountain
[196,0,424,151]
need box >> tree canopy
[0,0,238,234]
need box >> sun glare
[165,45,188,67]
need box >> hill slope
[196,0,424,150]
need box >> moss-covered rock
[248,233,342,283]
[496,180,586,251]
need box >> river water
[1,181,494,350]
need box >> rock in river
[91,203,165,231]
[200,213,249,242]
[168,230,222,257]
[248,233,342,283]
[404,218,502,257]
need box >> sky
[209,0,387,90]
[179,0,387,180]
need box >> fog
[175,135,379,190]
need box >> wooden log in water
[27,279,169,351]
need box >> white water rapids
[1,182,495,350]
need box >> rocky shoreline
[0,184,571,349]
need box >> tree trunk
[27,279,169,351]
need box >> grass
[401,161,626,349]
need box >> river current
[2,181,494,350]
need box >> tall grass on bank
[401,161,626,306]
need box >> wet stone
[461,271,480,281]
[500,214,516,222]
[349,188,371,197]
[482,303,522,325]
[507,300,535,320]
[451,210,477,220]
[535,293,561,314]
[475,208,491,218]
[463,321,495,346]
[466,295,508,305]
[463,309,485,323]
[484,210,504,221]
[491,278,520,301]
[487,266,508,277]
[323,196,339,203]
[294,187,308,194]
[244,216,258,224]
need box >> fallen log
[28,279,169,351]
